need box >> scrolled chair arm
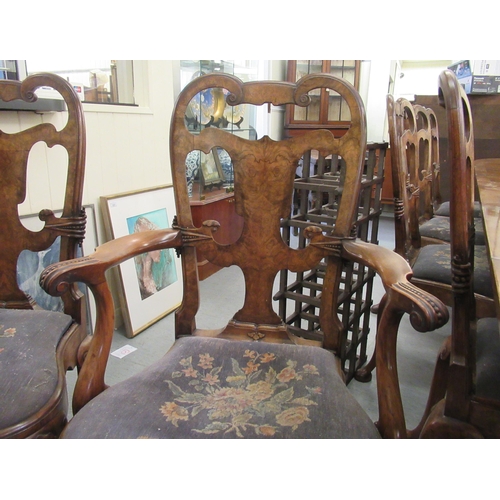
[40,228,182,415]
[341,238,449,438]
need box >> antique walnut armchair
[422,102,482,220]
[357,94,494,383]
[411,103,484,222]
[386,94,495,319]
[0,74,88,438]
[42,73,448,439]
[391,97,484,247]
[420,70,500,438]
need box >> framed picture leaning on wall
[100,185,183,338]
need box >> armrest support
[341,239,449,438]
[40,228,182,414]
[342,239,449,332]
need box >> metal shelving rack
[276,142,388,383]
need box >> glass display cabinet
[180,60,259,202]
[179,60,259,279]
[284,60,361,138]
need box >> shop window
[1,59,135,105]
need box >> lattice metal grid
[276,143,388,383]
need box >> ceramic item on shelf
[185,150,200,197]
[218,148,233,185]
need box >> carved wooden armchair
[420,69,500,438]
[390,97,484,247]
[355,94,494,385]
[0,74,88,438]
[424,101,482,220]
[386,94,495,319]
[42,73,448,438]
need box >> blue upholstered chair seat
[0,309,73,431]
[419,216,485,245]
[62,336,380,439]
[434,201,482,218]
[476,318,500,401]
[411,244,493,298]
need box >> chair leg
[355,349,376,382]
[408,335,451,437]
[355,294,386,382]
[419,399,484,438]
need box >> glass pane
[295,60,323,81]
[0,60,20,80]
[25,59,134,104]
[292,60,323,122]
[293,92,321,122]
[326,60,356,122]
[329,60,356,85]
[326,90,351,122]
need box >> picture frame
[200,147,224,190]
[18,204,99,333]
[100,185,182,338]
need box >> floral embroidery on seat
[160,349,322,437]
[0,326,16,338]
[434,249,450,268]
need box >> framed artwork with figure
[101,185,183,338]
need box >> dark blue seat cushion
[62,336,380,439]
[411,244,493,299]
[0,309,73,430]
[476,318,500,400]
[434,201,482,218]
[419,216,485,245]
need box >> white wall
[360,59,393,143]
[394,60,453,99]
[358,60,454,143]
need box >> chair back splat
[171,74,366,346]
[0,73,88,438]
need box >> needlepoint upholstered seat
[41,73,448,438]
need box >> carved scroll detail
[39,256,97,294]
[306,227,353,258]
[39,207,87,245]
[406,182,419,198]
[308,239,343,258]
[172,215,218,257]
[392,281,449,332]
[421,169,433,183]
